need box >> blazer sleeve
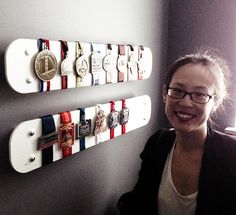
[117,129,168,215]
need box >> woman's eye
[194,93,207,98]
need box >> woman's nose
[178,94,194,106]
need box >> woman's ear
[163,85,167,103]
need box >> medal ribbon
[60,40,68,89]
[41,115,55,166]
[60,111,73,157]
[118,45,125,82]
[121,99,127,134]
[138,45,144,80]
[79,108,86,151]
[110,101,115,139]
[38,38,51,92]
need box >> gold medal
[34,50,57,81]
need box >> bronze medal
[94,109,107,136]
[34,50,57,81]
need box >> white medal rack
[5,39,152,93]
[9,95,151,173]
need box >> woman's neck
[175,128,207,153]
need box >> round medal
[61,58,73,76]
[117,55,128,73]
[76,56,88,77]
[34,50,57,81]
[102,53,117,73]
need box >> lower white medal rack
[5,39,152,94]
[9,95,151,173]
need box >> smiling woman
[118,48,236,215]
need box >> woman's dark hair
[165,47,230,116]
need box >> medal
[91,43,103,85]
[76,108,91,139]
[137,45,145,80]
[34,49,57,82]
[94,107,107,136]
[108,101,119,139]
[120,99,129,134]
[117,45,128,82]
[127,45,138,80]
[61,58,73,75]
[76,56,88,78]
[103,44,117,83]
[75,42,89,80]
[60,40,72,89]
[59,111,74,157]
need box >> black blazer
[118,128,236,215]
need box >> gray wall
[0,0,168,214]
[167,0,236,131]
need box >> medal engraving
[34,50,57,81]
[120,107,129,124]
[61,58,73,75]
[76,119,91,139]
[108,110,119,129]
[76,56,88,77]
[103,53,117,73]
[59,123,74,149]
[94,110,107,136]
[91,53,103,73]
[91,52,103,85]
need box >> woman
[118,48,236,215]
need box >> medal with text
[91,44,103,85]
[35,49,57,81]
[117,45,127,82]
[103,44,117,83]
[75,42,89,86]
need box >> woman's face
[163,63,216,135]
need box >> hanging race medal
[108,101,119,139]
[59,111,74,158]
[75,42,88,84]
[94,107,107,136]
[34,39,57,90]
[137,45,145,80]
[127,45,138,81]
[103,44,117,83]
[117,45,127,82]
[91,43,103,85]
[120,99,129,134]
[60,40,73,89]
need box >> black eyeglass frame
[167,87,215,104]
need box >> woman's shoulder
[210,129,236,147]
[208,128,236,166]
[141,128,175,157]
[148,128,176,144]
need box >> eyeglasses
[167,87,214,104]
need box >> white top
[158,143,198,215]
